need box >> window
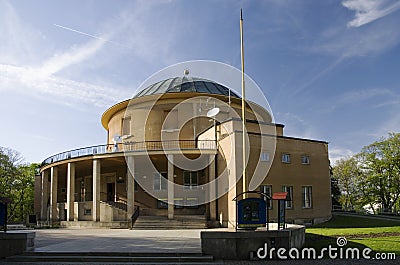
[282,186,293,209]
[153,172,167,191]
[84,209,92,215]
[183,171,198,190]
[301,155,310,165]
[302,186,312,208]
[260,152,270,162]
[282,153,291,163]
[260,185,272,209]
[122,117,131,135]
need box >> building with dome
[35,76,332,228]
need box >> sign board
[237,198,266,229]
[273,192,288,230]
[278,200,285,225]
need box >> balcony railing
[41,140,216,167]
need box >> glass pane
[205,82,221,94]
[153,173,160,190]
[180,82,195,92]
[184,172,190,186]
[195,81,209,93]
[161,177,167,190]
[191,172,198,185]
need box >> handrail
[41,140,216,167]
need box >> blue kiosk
[233,191,271,230]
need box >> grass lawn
[305,214,400,256]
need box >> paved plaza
[34,228,203,253]
[1,228,398,264]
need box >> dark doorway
[107,183,115,202]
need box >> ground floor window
[153,172,167,191]
[183,171,198,190]
[302,186,312,208]
[260,185,272,209]
[282,186,293,209]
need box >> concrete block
[0,231,35,258]
[201,224,305,260]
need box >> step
[132,215,207,229]
[4,252,216,264]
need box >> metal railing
[41,140,216,166]
[131,206,140,228]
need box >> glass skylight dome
[134,77,240,99]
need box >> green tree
[357,133,400,213]
[330,165,342,209]
[332,157,364,211]
[0,147,38,223]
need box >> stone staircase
[102,200,127,211]
[3,252,218,264]
[132,215,207,229]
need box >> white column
[41,170,48,221]
[127,156,135,219]
[67,163,75,221]
[209,155,216,221]
[93,159,101,221]
[227,135,239,228]
[50,167,58,223]
[167,154,174,219]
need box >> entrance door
[107,183,115,202]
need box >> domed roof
[134,77,240,99]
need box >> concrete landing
[33,228,202,253]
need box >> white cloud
[339,88,393,103]
[329,146,355,165]
[311,24,400,59]
[0,1,189,110]
[36,38,106,78]
[296,1,400,94]
[0,1,169,109]
[0,63,130,108]
[0,1,45,65]
[370,111,400,138]
[277,112,319,140]
[343,0,400,27]
[0,24,129,108]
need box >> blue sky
[0,0,399,164]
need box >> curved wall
[103,93,272,145]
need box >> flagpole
[240,9,247,199]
